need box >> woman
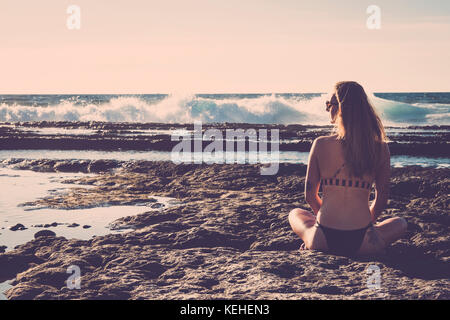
[289,81,407,256]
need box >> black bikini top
[320,163,373,190]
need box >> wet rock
[67,223,80,228]
[314,285,344,295]
[82,225,91,229]
[10,224,27,231]
[54,160,89,173]
[43,222,59,228]
[262,262,302,279]
[391,179,422,197]
[1,123,449,156]
[13,267,69,290]
[87,160,120,173]
[196,278,220,289]
[0,253,43,280]
[6,283,57,300]
[34,230,56,239]
[0,245,7,253]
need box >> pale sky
[0,0,449,93]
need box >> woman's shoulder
[311,135,339,156]
[313,134,339,146]
[315,134,336,140]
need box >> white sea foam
[0,93,448,125]
[368,94,450,127]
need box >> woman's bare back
[315,135,376,229]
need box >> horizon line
[1,91,450,95]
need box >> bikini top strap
[365,222,374,229]
[331,163,346,178]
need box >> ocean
[1,92,449,126]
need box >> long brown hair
[331,81,389,178]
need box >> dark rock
[43,222,58,228]
[314,285,344,295]
[67,223,80,228]
[139,262,167,279]
[5,283,57,300]
[197,278,220,289]
[391,179,422,197]
[14,267,69,290]
[87,160,120,173]
[0,254,43,280]
[34,230,56,239]
[10,224,27,231]
[1,122,449,156]
[54,160,89,173]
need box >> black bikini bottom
[316,221,373,256]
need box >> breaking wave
[0,93,449,126]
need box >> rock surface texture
[0,161,448,300]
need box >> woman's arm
[305,138,322,215]
[370,142,391,221]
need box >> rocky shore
[1,122,449,156]
[0,160,448,299]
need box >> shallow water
[3,125,188,137]
[0,150,449,168]
[0,167,180,300]
[0,149,174,162]
[0,167,180,252]
[0,280,12,300]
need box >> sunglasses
[326,100,338,112]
